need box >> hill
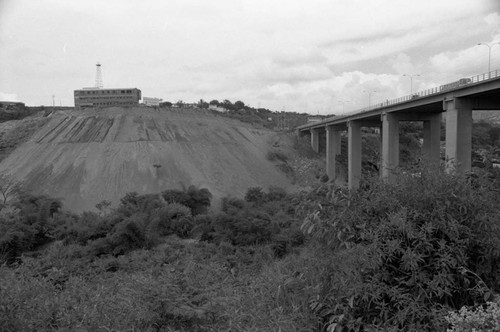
[0,107,295,212]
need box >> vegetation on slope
[1,117,500,331]
[1,163,500,331]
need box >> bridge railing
[315,68,500,125]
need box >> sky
[0,0,499,115]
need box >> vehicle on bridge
[440,78,472,92]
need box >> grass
[0,236,318,331]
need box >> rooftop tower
[95,63,103,89]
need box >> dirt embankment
[0,107,295,212]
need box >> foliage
[221,196,246,213]
[161,185,212,215]
[293,134,317,158]
[301,167,500,331]
[0,237,318,331]
[472,121,500,146]
[150,203,193,238]
[244,186,266,203]
[267,150,289,163]
[446,300,500,332]
[0,174,21,207]
[0,194,62,263]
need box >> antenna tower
[95,63,103,89]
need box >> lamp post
[338,100,350,113]
[477,42,500,78]
[363,90,376,109]
[402,74,420,95]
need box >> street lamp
[363,90,376,109]
[477,42,500,77]
[338,100,350,113]
[402,74,420,95]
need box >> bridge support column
[310,128,319,153]
[381,112,399,181]
[326,125,341,181]
[422,113,441,164]
[348,121,361,190]
[444,98,472,173]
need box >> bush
[244,187,266,203]
[161,186,212,215]
[267,186,287,201]
[149,203,192,237]
[266,150,288,162]
[302,167,500,331]
[221,196,246,213]
[292,135,317,158]
[116,192,164,218]
[446,300,500,331]
[0,194,62,263]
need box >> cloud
[484,12,500,40]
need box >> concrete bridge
[297,70,500,189]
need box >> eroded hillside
[0,107,294,212]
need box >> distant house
[74,88,141,108]
[208,105,229,113]
[143,97,163,106]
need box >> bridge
[297,70,500,189]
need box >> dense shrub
[244,186,266,203]
[149,203,193,238]
[266,186,287,201]
[446,300,500,331]
[51,211,108,245]
[266,150,288,162]
[161,185,212,215]
[0,194,62,263]
[292,135,317,158]
[116,192,164,218]
[221,196,246,213]
[302,167,500,331]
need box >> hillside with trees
[1,105,500,330]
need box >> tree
[234,100,245,110]
[222,99,234,110]
[159,101,173,108]
[0,174,21,209]
[209,100,219,106]
[198,99,209,109]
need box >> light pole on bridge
[338,100,350,113]
[477,42,500,78]
[363,90,377,110]
[402,74,420,95]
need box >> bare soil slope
[0,107,293,212]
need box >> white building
[208,104,229,113]
[143,97,163,106]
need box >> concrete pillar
[348,121,362,190]
[444,98,472,173]
[381,112,399,181]
[310,128,319,153]
[422,113,441,164]
[326,126,341,180]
